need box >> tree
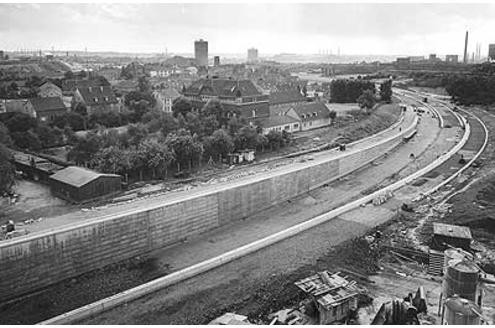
[35,124,63,148]
[127,123,148,146]
[380,79,393,103]
[0,144,15,194]
[165,129,203,171]
[91,145,131,175]
[64,71,74,79]
[140,138,175,179]
[200,99,233,127]
[266,130,285,151]
[235,126,259,150]
[0,122,13,146]
[203,129,234,162]
[4,112,37,133]
[172,97,193,117]
[67,132,102,165]
[357,89,377,112]
[11,130,41,150]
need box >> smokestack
[463,30,469,64]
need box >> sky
[1,2,495,57]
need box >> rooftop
[77,86,118,106]
[259,115,299,128]
[269,89,306,105]
[289,101,331,121]
[49,166,121,188]
[183,78,263,98]
[29,97,66,113]
[433,223,472,240]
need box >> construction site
[2,88,495,325]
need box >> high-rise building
[194,39,208,67]
[247,48,258,63]
[213,56,220,66]
[489,44,495,61]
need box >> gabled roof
[29,97,66,113]
[289,102,331,121]
[183,78,263,98]
[269,89,306,105]
[154,87,180,99]
[259,115,299,128]
[39,81,61,91]
[62,79,100,92]
[77,86,118,106]
[49,166,121,187]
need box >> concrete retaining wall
[0,114,416,302]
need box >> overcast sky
[1,3,495,56]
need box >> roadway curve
[32,92,488,325]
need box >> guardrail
[38,95,470,325]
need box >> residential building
[194,39,208,67]
[29,97,67,123]
[38,81,63,98]
[61,79,101,95]
[49,166,121,202]
[259,115,300,135]
[489,44,495,61]
[445,55,459,63]
[73,86,120,114]
[214,56,221,67]
[153,87,181,113]
[182,77,269,122]
[247,48,258,63]
[2,99,36,117]
[285,101,332,131]
[269,88,307,110]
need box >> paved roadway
[19,107,415,235]
[70,94,471,325]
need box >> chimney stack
[463,30,469,64]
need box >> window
[284,125,290,130]
[313,112,317,117]
[252,109,256,117]
[294,124,299,129]
[94,97,99,102]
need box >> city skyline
[1,3,495,57]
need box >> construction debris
[208,312,252,325]
[294,271,365,324]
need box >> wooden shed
[49,166,121,202]
[295,271,360,324]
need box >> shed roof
[49,166,121,187]
[433,223,472,240]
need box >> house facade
[153,87,181,113]
[258,115,300,135]
[29,97,67,123]
[73,86,120,114]
[285,102,332,131]
[38,82,63,98]
[182,77,269,122]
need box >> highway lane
[46,96,467,325]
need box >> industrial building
[194,39,208,67]
[489,44,495,61]
[445,54,459,64]
[432,222,472,251]
[49,166,122,202]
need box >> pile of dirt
[0,256,168,325]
